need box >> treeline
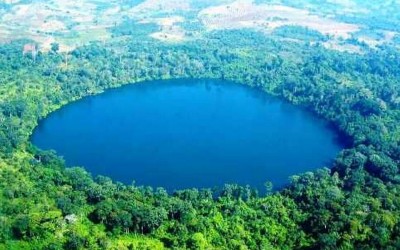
[0,28,399,249]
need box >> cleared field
[0,0,397,52]
[147,16,186,42]
[198,0,359,39]
[0,0,119,52]
[127,0,191,14]
[322,41,362,54]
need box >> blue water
[32,79,344,191]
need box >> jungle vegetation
[1,1,400,250]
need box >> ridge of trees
[0,29,399,249]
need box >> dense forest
[1,1,400,249]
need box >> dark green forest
[1,11,400,250]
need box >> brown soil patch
[199,0,359,39]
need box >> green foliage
[0,15,400,249]
[272,25,328,42]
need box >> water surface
[32,79,344,191]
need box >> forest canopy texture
[1,0,400,249]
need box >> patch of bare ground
[199,0,359,39]
[357,30,398,48]
[323,41,362,54]
[142,16,186,42]
[0,0,116,52]
[127,0,191,15]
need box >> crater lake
[31,79,345,191]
